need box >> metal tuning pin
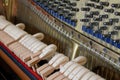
[109,18,119,23]
[90,0,100,3]
[52,4,58,8]
[111,4,120,8]
[104,9,114,13]
[94,5,104,10]
[71,8,79,12]
[81,7,90,12]
[57,6,64,10]
[103,22,113,26]
[85,14,93,18]
[62,9,70,14]
[63,0,70,4]
[100,2,109,6]
[54,1,60,4]
[114,26,120,30]
[68,12,75,17]
[65,6,72,10]
[89,22,99,26]
[99,14,109,19]
[90,11,99,15]
[69,2,77,7]
[59,3,66,7]
[80,19,90,22]
[115,12,120,16]
[93,17,102,21]
[85,3,95,7]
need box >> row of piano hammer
[0,15,105,80]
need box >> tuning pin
[114,26,120,30]
[100,26,107,30]
[80,19,90,22]
[90,11,99,15]
[81,7,90,11]
[93,17,102,21]
[63,0,70,4]
[109,18,119,23]
[69,2,77,6]
[90,0,100,3]
[66,6,72,10]
[89,22,99,26]
[71,8,79,12]
[115,12,120,16]
[111,4,120,8]
[62,9,70,14]
[41,0,48,3]
[85,14,93,18]
[85,3,95,7]
[51,4,57,8]
[103,22,113,26]
[100,2,109,6]
[54,1,60,4]
[59,3,66,7]
[57,6,64,10]
[68,13,75,17]
[99,14,109,19]
[104,9,114,13]
[48,2,54,6]
[94,5,104,10]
